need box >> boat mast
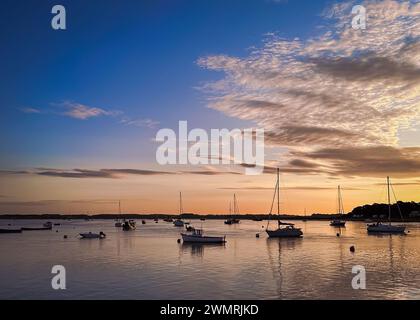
[387,176,391,225]
[277,168,280,226]
[119,200,121,221]
[179,192,183,216]
[337,185,342,216]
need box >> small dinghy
[181,229,225,243]
[43,222,53,228]
[122,220,136,231]
[0,228,22,234]
[186,225,195,232]
[80,231,106,239]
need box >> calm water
[0,219,419,299]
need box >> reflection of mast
[266,239,283,298]
[179,192,183,215]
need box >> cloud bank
[198,0,420,178]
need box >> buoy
[56,230,59,233]
[64,235,68,239]
[350,245,355,252]
[336,233,340,237]
[256,233,260,238]
[177,239,181,243]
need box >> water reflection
[0,219,419,299]
[180,243,226,257]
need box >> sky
[0,0,419,214]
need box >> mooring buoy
[177,239,181,243]
[256,233,260,238]
[350,245,355,252]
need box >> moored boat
[330,186,346,227]
[122,220,136,231]
[367,177,406,235]
[80,231,106,239]
[43,221,53,228]
[22,226,52,231]
[224,195,240,225]
[115,200,123,227]
[0,228,22,234]
[266,168,303,238]
[181,229,225,243]
[174,192,185,227]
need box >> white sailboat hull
[266,228,303,238]
[181,233,225,243]
[367,223,405,234]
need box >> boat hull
[266,228,303,238]
[21,227,52,231]
[174,220,184,227]
[0,228,22,234]
[181,233,225,243]
[330,220,346,227]
[367,224,406,234]
[80,233,105,239]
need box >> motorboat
[80,231,106,239]
[181,229,225,243]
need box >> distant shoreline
[0,213,419,222]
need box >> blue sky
[0,0,330,168]
[1,0,419,214]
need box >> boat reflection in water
[180,242,226,257]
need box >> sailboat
[367,177,406,234]
[330,186,346,227]
[224,195,240,224]
[115,200,122,227]
[173,192,185,227]
[266,168,303,238]
[302,208,307,222]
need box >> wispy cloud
[197,0,420,178]
[120,117,160,128]
[20,101,158,129]
[20,107,41,114]
[1,167,241,179]
[60,102,117,120]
